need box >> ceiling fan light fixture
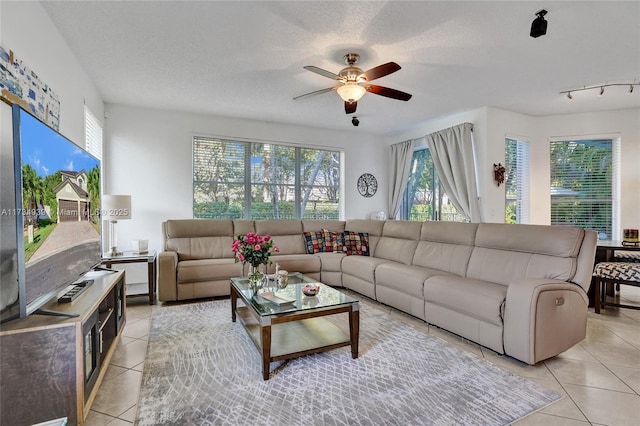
[337,82,366,103]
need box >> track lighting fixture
[530,9,548,38]
[560,82,640,99]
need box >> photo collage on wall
[0,45,60,130]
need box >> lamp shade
[337,82,366,102]
[102,195,131,220]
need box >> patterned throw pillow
[342,231,370,256]
[303,231,324,254]
[320,229,336,252]
[321,229,346,253]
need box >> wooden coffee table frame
[230,282,359,380]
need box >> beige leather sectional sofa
[158,219,597,365]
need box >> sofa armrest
[158,251,178,301]
[503,278,588,364]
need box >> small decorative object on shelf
[302,283,320,297]
[232,232,279,292]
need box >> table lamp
[102,195,131,257]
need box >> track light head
[351,116,359,127]
[566,92,573,100]
[629,85,634,94]
[598,87,605,96]
[530,9,548,38]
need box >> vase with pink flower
[231,232,279,292]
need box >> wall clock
[357,173,378,197]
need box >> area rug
[136,299,561,425]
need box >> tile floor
[84,288,640,426]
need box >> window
[193,137,341,220]
[84,106,103,161]
[504,138,530,224]
[401,148,465,222]
[550,138,619,239]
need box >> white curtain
[388,139,414,219]
[426,123,481,222]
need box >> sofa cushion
[341,255,389,283]
[374,221,421,264]
[165,219,236,261]
[424,275,507,326]
[466,223,585,285]
[268,254,321,275]
[303,231,324,254]
[177,258,242,283]
[255,220,306,255]
[375,263,451,298]
[316,252,346,272]
[343,231,370,255]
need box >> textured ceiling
[41,1,640,137]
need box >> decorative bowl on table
[302,283,320,297]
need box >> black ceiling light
[530,9,548,38]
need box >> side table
[103,250,157,305]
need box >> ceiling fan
[293,53,412,114]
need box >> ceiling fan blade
[303,65,340,80]
[344,101,357,114]
[365,84,412,101]
[293,87,337,101]
[361,62,401,81]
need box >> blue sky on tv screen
[20,110,99,176]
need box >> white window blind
[193,136,341,220]
[550,138,618,239]
[84,106,103,161]
[505,138,530,224]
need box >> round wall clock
[357,173,378,197]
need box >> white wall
[0,1,104,146]
[104,104,387,256]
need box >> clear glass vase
[248,265,264,292]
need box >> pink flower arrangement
[231,232,279,268]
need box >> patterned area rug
[136,299,560,425]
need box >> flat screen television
[0,102,102,322]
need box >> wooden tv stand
[0,270,126,426]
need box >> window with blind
[505,138,530,224]
[550,138,619,239]
[193,136,341,220]
[400,148,465,222]
[84,106,103,161]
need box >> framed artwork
[0,45,60,130]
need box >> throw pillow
[320,229,336,252]
[303,231,324,254]
[342,231,370,256]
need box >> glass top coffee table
[230,272,360,380]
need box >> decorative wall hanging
[357,173,378,197]
[493,163,506,187]
[0,45,60,130]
